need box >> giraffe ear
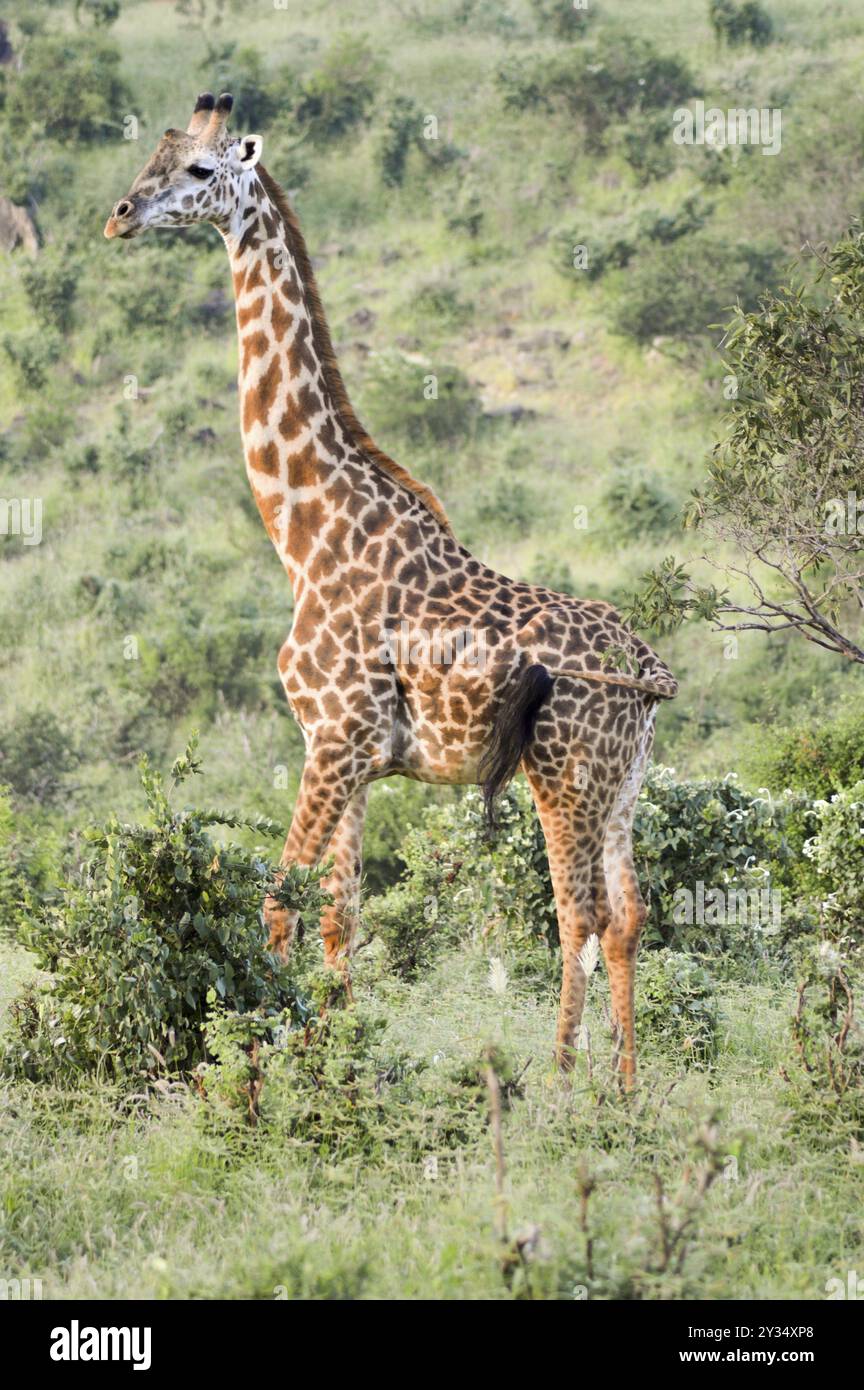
[235,134,263,169]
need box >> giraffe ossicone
[105,93,678,1084]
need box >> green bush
[1,741,325,1082]
[203,998,390,1152]
[803,782,864,945]
[601,455,677,537]
[635,948,719,1065]
[0,785,60,945]
[2,33,128,141]
[498,35,692,151]
[294,33,381,145]
[617,111,675,184]
[0,710,79,807]
[525,554,577,596]
[0,786,23,942]
[209,44,281,130]
[558,198,709,284]
[744,701,864,798]
[635,767,802,956]
[362,780,448,895]
[610,234,780,343]
[122,599,274,720]
[709,0,774,48]
[530,0,594,40]
[366,769,807,982]
[473,478,539,536]
[21,248,80,334]
[2,328,62,392]
[360,351,481,446]
[781,944,864,1147]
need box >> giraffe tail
[479,663,554,830]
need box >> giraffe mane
[256,165,454,538]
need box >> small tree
[630,226,864,665]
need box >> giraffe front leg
[263,744,368,963]
[318,787,368,975]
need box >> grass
[2,936,860,1301]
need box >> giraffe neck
[221,171,354,592]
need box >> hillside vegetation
[1,0,864,1302]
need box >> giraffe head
[104,92,262,240]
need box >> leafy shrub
[473,478,539,536]
[0,786,24,942]
[124,598,274,720]
[0,710,79,806]
[366,769,806,983]
[2,33,128,141]
[635,948,719,1065]
[362,780,448,896]
[744,701,864,798]
[803,782,864,945]
[21,248,80,334]
[781,943,864,1147]
[203,998,391,1152]
[558,197,709,284]
[412,281,474,327]
[367,784,558,985]
[73,0,121,27]
[610,234,780,342]
[360,351,481,446]
[601,455,677,537]
[709,0,774,48]
[376,97,460,188]
[555,222,635,281]
[617,111,675,184]
[377,95,419,187]
[498,35,692,151]
[637,196,710,246]
[0,786,60,945]
[530,0,594,40]
[2,741,325,1082]
[525,554,577,596]
[294,33,381,144]
[209,44,281,130]
[2,328,62,392]
[102,243,212,338]
[636,767,803,956]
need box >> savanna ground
[1,0,864,1300]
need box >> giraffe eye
[187,164,214,180]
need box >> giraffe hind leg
[600,709,656,1089]
[523,761,610,1072]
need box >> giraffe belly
[386,667,492,786]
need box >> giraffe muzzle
[104,199,141,240]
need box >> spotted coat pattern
[105,94,679,1081]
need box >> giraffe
[104,93,678,1084]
